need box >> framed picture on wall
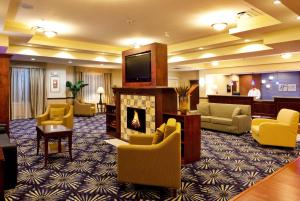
[50,76,60,92]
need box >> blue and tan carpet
[5,115,300,200]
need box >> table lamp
[97,87,104,105]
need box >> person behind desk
[248,86,261,100]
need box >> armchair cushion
[152,123,166,144]
[49,108,65,121]
[164,118,176,139]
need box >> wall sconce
[261,79,266,84]
[266,84,271,89]
[276,81,280,85]
[268,75,274,80]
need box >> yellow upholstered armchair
[36,104,74,129]
[74,99,96,116]
[117,118,181,192]
[251,109,299,148]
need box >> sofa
[0,124,17,190]
[117,118,181,192]
[74,99,96,116]
[252,109,299,147]
[36,104,74,129]
[197,102,252,134]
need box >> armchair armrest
[232,115,252,133]
[36,107,50,126]
[63,106,73,129]
[259,122,296,147]
[128,134,154,145]
[252,118,277,126]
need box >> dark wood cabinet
[105,104,117,137]
[163,112,201,164]
[189,80,199,110]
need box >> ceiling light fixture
[211,61,219,66]
[44,30,57,38]
[281,53,292,59]
[237,11,251,20]
[244,39,251,42]
[297,16,300,20]
[133,43,141,49]
[199,47,204,50]
[211,23,228,31]
[32,26,45,33]
[273,0,281,5]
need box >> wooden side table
[36,125,72,167]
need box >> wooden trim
[47,97,73,100]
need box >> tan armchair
[117,119,181,191]
[74,99,96,116]
[252,109,299,147]
[36,104,74,129]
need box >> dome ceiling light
[211,23,228,31]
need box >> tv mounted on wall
[125,51,151,82]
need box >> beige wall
[168,71,199,87]
[111,69,122,87]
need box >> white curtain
[11,68,32,119]
[82,72,104,103]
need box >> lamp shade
[97,87,104,94]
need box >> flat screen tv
[125,51,151,82]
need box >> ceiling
[1,0,300,71]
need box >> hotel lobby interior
[1,0,300,200]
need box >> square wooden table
[36,125,72,167]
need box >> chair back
[49,104,71,115]
[277,109,299,132]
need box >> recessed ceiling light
[134,43,141,49]
[273,0,281,5]
[44,30,57,38]
[211,23,228,31]
[211,61,219,66]
[297,16,300,20]
[31,58,36,61]
[100,64,104,66]
[27,44,32,47]
[198,47,204,50]
[63,48,69,51]
[244,39,251,42]
[32,26,45,33]
[281,53,292,59]
[237,11,251,20]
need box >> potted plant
[66,80,88,99]
[175,84,198,114]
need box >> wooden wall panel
[122,43,168,88]
[0,55,10,133]
[239,74,261,95]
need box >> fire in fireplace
[127,107,146,133]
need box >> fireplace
[127,107,146,133]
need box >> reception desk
[207,95,300,117]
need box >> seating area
[197,102,252,134]
[1,1,300,200]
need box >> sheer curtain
[82,72,104,103]
[10,62,46,119]
[11,68,32,119]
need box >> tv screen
[125,51,151,82]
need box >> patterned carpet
[5,115,300,201]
